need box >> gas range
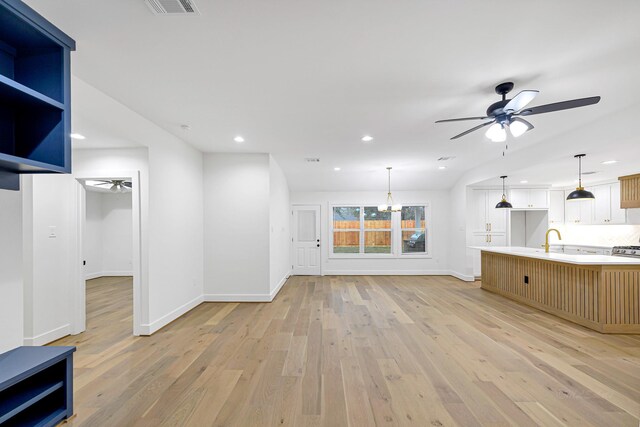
[612,246,640,258]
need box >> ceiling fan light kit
[436,82,600,141]
[566,154,595,201]
[378,167,402,212]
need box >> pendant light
[495,176,513,209]
[566,154,595,201]
[378,167,402,212]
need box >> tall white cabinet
[471,189,508,276]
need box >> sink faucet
[544,228,562,253]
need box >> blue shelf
[0,380,63,423]
[0,346,75,426]
[0,74,64,110]
[0,0,75,190]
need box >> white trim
[322,269,450,276]
[328,202,432,259]
[73,170,144,336]
[270,271,290,300]
[139,295,203,335]
[449,271,476,282]
[24,324,71,346]
[85,271,134,280]
[204,293,274,302]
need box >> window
[330,204,430,257]
[333,207,360,253]
[401,206,426,254]
[364,207,392,254]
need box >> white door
[609,183,627,224]
[487,190,507,233]
[529,189,549,209]
[510,189,529,209]
[592,184,611,224]
[548,191,565,224]
[292,205,321,275]
[471,190,488,233]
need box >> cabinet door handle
[489,223,492,231]
[489,235,492,243]
[486,235,488,243]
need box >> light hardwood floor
[52,275,640,426]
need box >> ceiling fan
[435,82,601,141]
[87,179,132,192]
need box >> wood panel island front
[478,247,640,334]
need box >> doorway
[292,205,321,275]
[73,171,143,336]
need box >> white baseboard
[85,271,133,280]
[322,269,451,276]
[139,294,204,336]
[204,272,291,303]
[24,324,71,346]
[448,271,476,282]
[270,271,290,300]
[203,293,273,302]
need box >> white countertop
[471,246,640,265]
[548,243,613,249]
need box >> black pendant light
[495,176,513,209]
[566,154,595,201]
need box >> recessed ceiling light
[361,135,374,142]
[438,166,447,170]
[233,136,245,143]
[334,167,341,171]
[520,180,528,184]
[601,160,618,165]
[70,133,85,140]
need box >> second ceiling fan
[435,82,600,141]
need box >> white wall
[85,191,133,279]
[203,153,271,299]
[22,174,76,345]
[269,156,291,293]
[84,191,103,277]
[290,190,450,275]
[0,188,23,353]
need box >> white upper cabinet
[471,189,507,233]
[564,190,594,224]
[509,188,549,209]
[548,190,565,224]
[593,182,626,224]
[487,190,507,233]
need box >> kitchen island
[477,247,640,334]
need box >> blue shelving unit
[0,346,76,426]
[0,0,75,190]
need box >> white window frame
[399,203,432,258]
[329,203,432,259]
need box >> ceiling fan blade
[435,116,490,123]
[503,90,539,113]
[450,120,495,140]
[122,181,132,188]
[94,182,112,186]
[518,96,601,116]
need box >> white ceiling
[26,0,640,191]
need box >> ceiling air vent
[305,158,320,163]
[145,0,200,15]
[437,156,456,161]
